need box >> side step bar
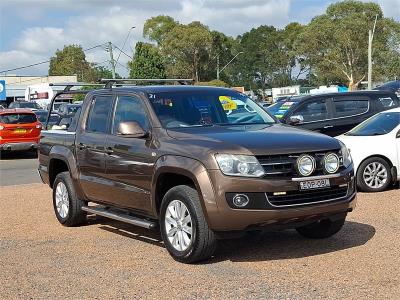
[82,206,157,229]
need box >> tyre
[296,216,346,239]
[160,185,217,263]
[52,171,86,226]
[357,157,392,192]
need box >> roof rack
[100,78,194,89]
[49,82,104,92]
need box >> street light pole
[217,52,243,80]
[368,15,378,90]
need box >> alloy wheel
[55,182,69,218]
[164,200,193,251]
[363,162,388,189]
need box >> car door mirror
[396,129,400,138]
[117,121,147,138]
[289,115,304,125]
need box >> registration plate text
[300,179,330,190]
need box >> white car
[336,107,400,192]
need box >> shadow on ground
[0,150,37,160]
[91,216,375,263]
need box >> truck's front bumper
[205,167,357,231]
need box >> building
[0,75,77,106]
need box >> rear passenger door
[331,96,370,136]
[289,98,334,135]
[76,94,114,202]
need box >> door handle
[78,143,90,150]
[106,147,114,155]
[323,125,333,129]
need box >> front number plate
[300,179,330,190]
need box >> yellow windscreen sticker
[219,96,237,110]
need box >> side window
[377,96,397,108]
[112,95,149,134]
[294,99,328,122]
[333,98,368,118]
[86,95,113,133]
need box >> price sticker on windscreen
[219,96,237,111]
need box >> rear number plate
[14,129,27,134]
[300,179,330,190]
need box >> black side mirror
[396,129,400,138]
[117,121,147,138]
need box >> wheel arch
[152,155,218,226]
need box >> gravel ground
[0,183,399,299]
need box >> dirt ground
[0,183,399,299]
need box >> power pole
[368,15,378,90]
[216,55,220,80]
[107,41,116,79]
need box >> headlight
[215,154,265,177]
[324,153,340,173]
[339,141,352,168]
[296,154,316,176]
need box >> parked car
[57,103,81,116]
[267,91,399,136]
[34,110,61,129]
[374,80,400,96]
[0,109,42,152]
[8,101,42,111]
[39,84,356,263]
[336,108,400,192]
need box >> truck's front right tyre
[160,185,217,263]
[52,171,86,227]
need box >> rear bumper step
[82,206,157,229]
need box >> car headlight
[296,154,316,176]
[324,153,340,174]
[339,141,352,168]
[215,154,265,177]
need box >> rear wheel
[53,171,86,226]
[296,216,346,239]
[160,185,217,263]
[357,157,392,192]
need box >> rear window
[377,96,398,108]
[267,101,299,119]
[0,113,37,124]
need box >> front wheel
[160,185,217,263]
[357,157,392,192]
[296,216,346,239]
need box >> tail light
[0,125,4,130]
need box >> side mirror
[289,115,304,125]
[396,129,400,138]
[117,121,147,138]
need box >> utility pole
[107,41,116,79]
[216,55,220,80]
[368,15,378,90]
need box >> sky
[0,0,399,77]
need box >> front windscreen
[147,90,275,128]
[267,100,300,119]
[346,112,400,136]
[0,113,37,124]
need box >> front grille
[257,151,344,179]
[266,186,348,207]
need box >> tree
[297,0,400,89]
[143,15,178,46]
[129,42,166,79]
[49,45,93,82]
[162,22,212,82]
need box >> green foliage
[297,0,399,89]
[195,80,229,87]
[49,45,93,82]
[143,15,178,46]
[129,42,166,79]
[162,21,212,81]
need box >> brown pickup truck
[38,82,357,263]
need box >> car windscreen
[67,105,81,114]
[18,102,40,109]
[346,112,400,136]
[267,100,300,119]
[147,90,275,128]
[0,113,37,124]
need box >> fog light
[232,194,249,207]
